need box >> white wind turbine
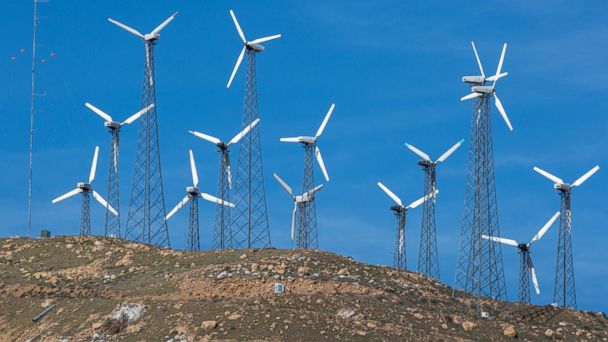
[483,211,561,303]
[273,173,324,246]
[461,42,513,131]
[377,182,439,271]
[165,150,235,251]
[226,9,281,88]
[51,146,118,236]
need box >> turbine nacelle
[517,243,530,252]
[77,182,92,191]
[247,43,265,52]
[186,186,200,195]
[462,75,485,84]
[471,85,494,94]
[144,33,161,41]
[554,183,572,192]
[104,121,121,130]
[390,204,406,213]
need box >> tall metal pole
[27,0,39,238]
[213,151,232,250]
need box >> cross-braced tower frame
[393,206,406,270]
[294,144,319,249]
[555,190,576,308]
[419,162,439,278]
[105,129,120,237]
[187,193,200,251]
[518,249,532,304]
[213,151,232,250]
[80,191,91,236]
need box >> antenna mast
[27,0,41,238]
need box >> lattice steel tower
[108,12,178,247]
[279,104,335,249]
[532,165,600,309]
[226,10,281,248]
[454,42,512,314]
[404,140,463,279]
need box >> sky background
[1,1,607,312]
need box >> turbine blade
[486,72,508,82]
[166,195,191,220]
[406,189,439,209]
[107,18,144,39]
[461,92,482,101]
[122,104,155,125]
[315,103,335,138]
[272,173,293,196]
[530,211,561,244]
[85,102,113,122]
[151,11,178,36]
[249,34,282,45]
[404,143,431,162]
[229,118,260,145]
[315,146,330,182]
[89,146,99,183]
[189,150,199,188]
[471,41,485,79]
[377,182,403,207]
[494,93,513,131]
[280,137,303,143]
[494,43,507,79]
[482,235,519,247]
[201,193,235,207]
[92,190,118,216]
[533,166,564,185]
[51,188,83,204]
[229,10,247,43]
[436,139,465,163]
[572,165,600,187]
[227,46,246,88]
[528,254,541,295]
[188,130,222,145]
[291,203,297,241]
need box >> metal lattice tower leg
[80,192,91,236]
[187,196,200,251]
[125,41,170,248]
[394,209,406,270]
[518,251,531,303]
[453,96,507,315]
[230,49,271,249]
[418,165,440,279]
[554,191,576,308]
[213,152,232,250]
[105,130,121,238]
[295,144,319,249]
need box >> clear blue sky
[1,1,606,312]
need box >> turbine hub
[77,182,91,191]
[186,186,200,195]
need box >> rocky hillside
[0,236,606,341]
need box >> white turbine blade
[249,34,282,45]
[406,189,439,210]
[530,211,561,244]
[486,72,508,82]
[291,203,297,241]
[85,102,113,122]
[92,190,118,216]
[122,104,154,125]
[404,143,431,162]
[189,150,199,188]
[481,234,519,247]
[377,182,403,207]
[151,11,178,36]
[273,173,293,196]
[494,43,507,80]
[315,146,330,182]
[528,254,541,295]
[308,184,324,195]
[51,188,83,204]
[188,130,222,145]
[108,18,145,39]
[471,41,485,79]
[229,118,260,145]
[89,146,99,183]
[201,193,235,207]
[227,46,246,88]
[533,166,564,185]
[461,92,482,101]
[166,195,191,220]
[494,93,513,131]
[229,10,246,43]
[572,165,600,187]
[436,139,465,163]
[315,103,335,138]
[280,137,303,143]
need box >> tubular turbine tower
[107,12,178,247]
[453,42,513,315]
[226,10,281,248]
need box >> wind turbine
[273,173,323,249]
[533,165,600,308]
[85,102,154,238]
[404,139,464,279]
[483,211,561,303]
[377,182,438,271]
[165,150,235,251]
[188,118,260,250]
[51,146,117,236]
[108,12,178,247]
